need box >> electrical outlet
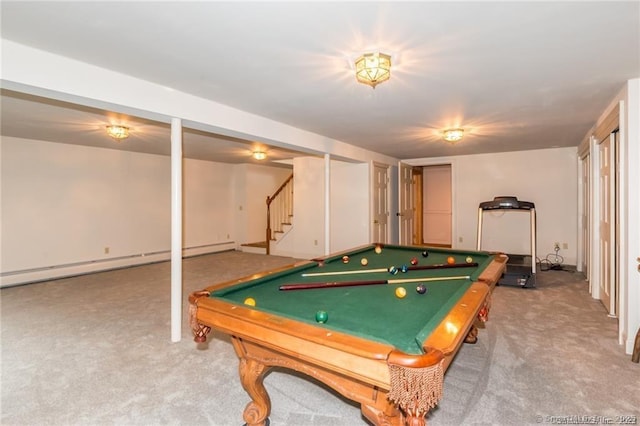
[314,239,318,246]
[459,237,463,243]
[104,247,110,254]
[563,243,568,250]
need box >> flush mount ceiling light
[355,52,391,88]
[443,128,464,143]
[106,125,130,140]
[252,151,267,160]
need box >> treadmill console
[479,196,535,210]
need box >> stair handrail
[266,173,293,255]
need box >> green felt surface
[211,245,495,355]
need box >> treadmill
[477,196,536,288]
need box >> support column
[171,118,183,342]
[324,154,331,255]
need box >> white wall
[284,156,326,259]
[408,147,578,265]
[0,136,291,286]
[330,161,370,253]
[183,158,235,247]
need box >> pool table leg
[464,325,479,344]
[360,395,404,426]
[238,357,271,426]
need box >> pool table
[189,244,507,426]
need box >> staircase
[240,173,293,255]
[266,173,293,254]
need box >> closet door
[598,133,615,315]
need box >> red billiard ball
[446,256,456,265]
[342,255,350,264]
[410,257,418,265]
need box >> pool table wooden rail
[189,250,507,426]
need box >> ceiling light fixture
[443,128,464,143]
[355,52,391,88]
[106,125,130,140]
[252,151,267,160]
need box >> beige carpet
[1,251,639,425]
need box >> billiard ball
[315,310,328,323]
[416,284,427,294]
[375,245,383,254]
[410,257,418,265]
[447,256,456,265]
[421,250,429,257]
[342,255,350,264]
[400,265,408,273]
[361,258,368,266]
[465,256,473,264]
[395,287,407,298]
[388,266,399,275]
[244,297,256,306]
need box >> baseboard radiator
[0,242,236,288]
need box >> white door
[422,165,452,246]
[372,163,389,244]
[598,133,615,315]
[581,155,590,276]
[398,162,414,245]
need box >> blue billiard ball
[400,265,408,273]
[388,266,399,275]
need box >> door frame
[587,104,620,317]
[402,157,457,248]
[370,161,390,244]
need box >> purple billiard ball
[416,284,427,294]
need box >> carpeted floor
[1,251,638,426]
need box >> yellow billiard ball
[466,256,474,264]
[395,287,407,298]
[361,258,368,266]
[374,245,382,254]
[244,297,256,306]
[447,256,456,265]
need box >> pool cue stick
[279,275,471,291]
[301,262,478,277]
[302,268,388,277]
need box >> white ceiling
[1,2,639,162]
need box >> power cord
[537,245,569,272]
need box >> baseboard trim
[0,242,236,288]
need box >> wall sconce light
[106,125,130,140]
[252,151,267,160]
[355,52,391,88]
[443,128,464,143]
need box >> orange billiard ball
[446,256,456,265]
[342,255,350,264]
